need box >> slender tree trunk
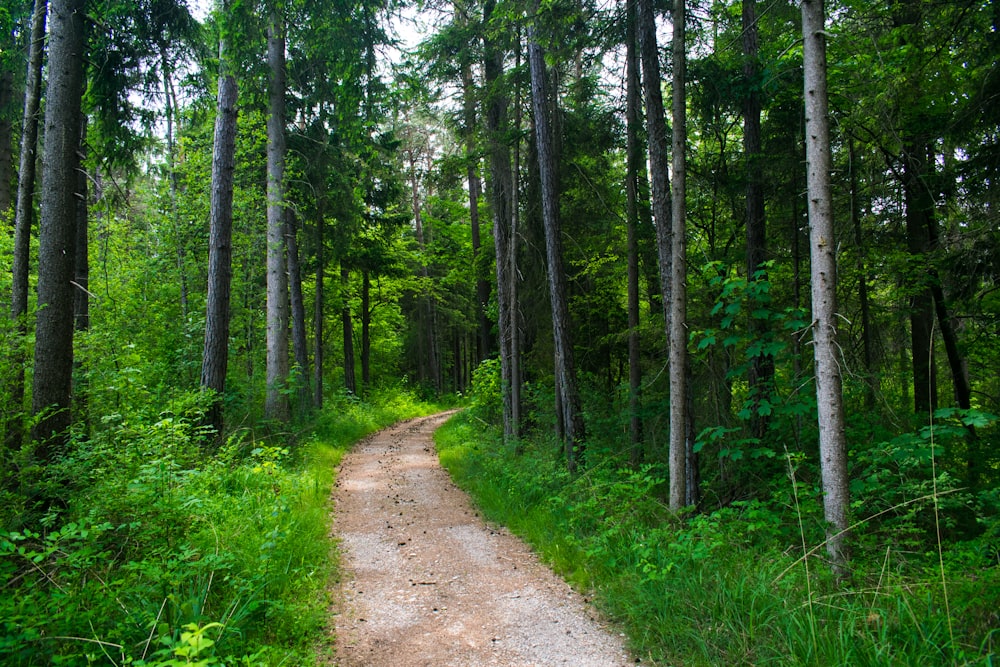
[636,0,672,336]
[849,139,876,409]
[743,0,774,439]
[528,11,586,470]
[483,0,518,443]
[460,38,491,361]
[361,271,371,391]
[0,70,12,218]
[265,13,290,422]
[341,264,356,394]
[670,0,691,511]
[73,119,90,433]
[802,0,850,574]
[510,31,523,443]
[7,0,46,450]
[161,47,188,319]
[32,0,87,454]
[286,209,310,416]
[201,12,238,439]
[625,0,644,465]
[314,198,325,407]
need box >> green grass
[435,411,1000,666]
[0,387,441,666]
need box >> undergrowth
[436,411,1000,666]
[0,386,437,666]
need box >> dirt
[327,412,635,667]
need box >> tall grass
[0,387,439,666]
[435,412,1000,666]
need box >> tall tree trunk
[670,0,691,511]
[201,12,238,439]
[32,0,87,455]
[0,70,12,218]
[265,12,290,422]
[341,264,356,394]
[459,26,491,362]
[636,0,672,337]
[510,30,523,444]
[528,11,586,470]
[7,0,46,450]
[161,47,188,319]
[743,0,774,439]
[849,138,876,410]
[483,0,517,443]
[802,0,850,575]
[361,270,371,391]
[286,209,310,416]
[625,0,643,465]
[314,198,325,407]
[73,119,89,433]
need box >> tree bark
[7,0,47,450]
[362,270,372,390]
[73,118,90,432]
[802,0,850,575]
[743,0,774,439]
[459,29,491,362]
[286,209,311,416]
[528,10,586,470]
[314,197,325,407]
[341,264,356,394]
[625,0,643,465]
[636,0,672,336]
[265,12,290,422]
[670,0,691,511]
[849,138,876,410]
[483,0,517,443]
[201,13,238,439]
[32,0,87,454]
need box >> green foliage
[0,387,438,665]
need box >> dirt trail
[329,412,634,666]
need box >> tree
[265,8,290,422]
[802,0,849,574]
[201,3,239,438]
[7,0,46,449]
[670,0,690,511]
[32,0,87,453]
[624,0,643,463]
[528,2,586,470]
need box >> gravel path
[329,412,634,666]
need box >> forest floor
[324,412,635,666]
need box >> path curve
[330,412,634,666]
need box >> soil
[327,412,635,666]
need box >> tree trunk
[341,264,356,394]
[636,0,672,336]
[849,138,876,410]
[483,0,517,442]
[314,198,325,407]
[743,0,774,439]
[32,0,87,455]
[528,11,586,470]
[73,118,90,432]
[265,12,290,422]
[802,0,850,575]
[201,13,238,439]
[286,209,310,416]
[670,0,690,511]
[625,0,643,465]
[460,36,491,362]
[362,270,372,391]
[0,70,12,218]
[7,0,46,450]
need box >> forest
[0,0,998,663]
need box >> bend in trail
[330,412,634,667]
